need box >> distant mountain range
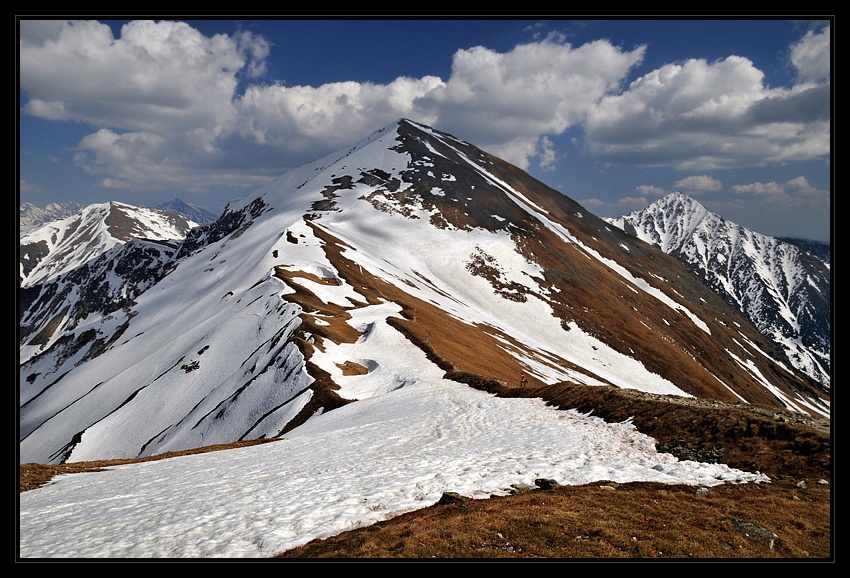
[155,199,219,225]
[20,198,218,234]
[778,237,831,264]
[19,201,196,288]
[606,192,830,390]
[18,119,828,465]
[19,201,82,233]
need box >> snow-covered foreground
[19,379,770,559]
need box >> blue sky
[18,18,832,241]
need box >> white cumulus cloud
[673,175,723,194]
[18,19,830,205]
[791,24,830,84]
[584,22,830,171]
[426,37,646,168]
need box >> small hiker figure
[520,373,528,388]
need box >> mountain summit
[606,192,831,389]
[18,119,829,465]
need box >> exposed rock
[534,478,560,490]
[729,518,779,549]
[437,492,470,505]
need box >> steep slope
[18,120,828,465]
[606,193,831,389]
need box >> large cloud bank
[19,20,830,199]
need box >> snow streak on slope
[313,210,692,398]
[455,153,711,335]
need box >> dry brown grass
[274,480,830,559]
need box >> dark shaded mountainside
[19,119,828,467]
[780,237,831,263]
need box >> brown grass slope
[481,154,828,411]
[296,214,826,419]
[319,125,827,413]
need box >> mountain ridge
[155,198,219,225]
[19,201,82,233]
[19,201,196,288]
[18,119,829,465]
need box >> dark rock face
[175,197,268,259]
[19,239,176,360]
[19,239,50,284]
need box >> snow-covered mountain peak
[607,192,713,253]
[221,118,493,224]
[607,193,831,390]
[19,122,829,465]
[19,201,195,288]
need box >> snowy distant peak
[155,199,218,225]
[607,192,819,275]
[606,192,713,254]
[607,193,831,390]
[19,201,194,288]
[20,201,82,233]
